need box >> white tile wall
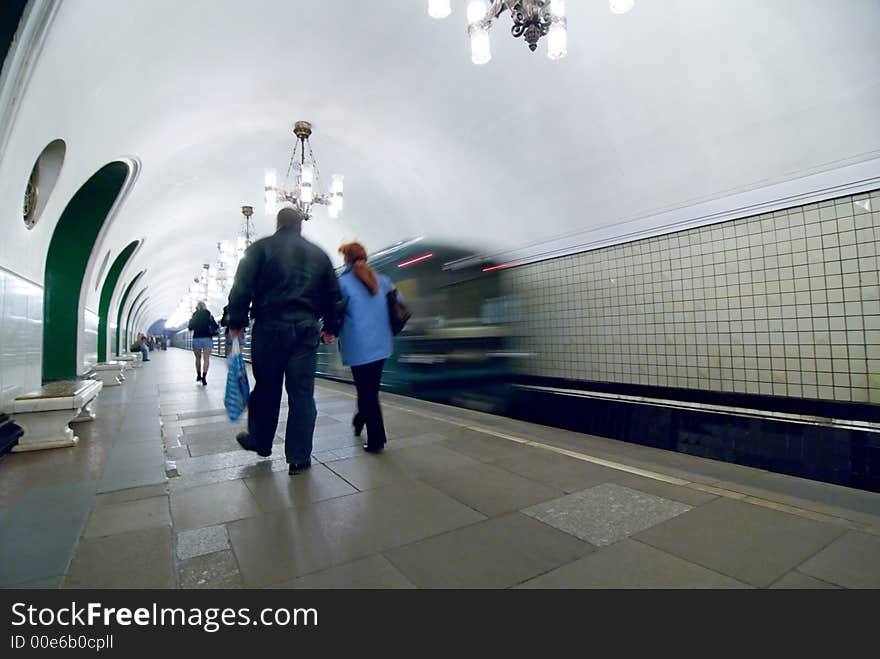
[0,268,43,412]
[81,308,98,374]
[510,189,880,404]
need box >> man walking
[226,206,341,475]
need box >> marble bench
[89,361,126,386]
[11,379,103,451]
[117,353,142,368]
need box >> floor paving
[0,348,877,588]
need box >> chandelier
[166,205,255,328]
[214,205,255,294]
[264,121,344,220]
[428,0,635,64]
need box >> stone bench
[11,379,103,451]
[89,361,126,386]
[117,353,142,368]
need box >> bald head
[277,206,305,232]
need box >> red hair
[338,241,378,295]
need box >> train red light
[397,253,434,268]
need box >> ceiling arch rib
[97,239,140,362]
[115,270,144,356]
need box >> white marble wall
[109,322,117,358]
[0,268,43,413]
[81,308,98,373]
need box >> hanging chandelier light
[430,1,635,64]
[431,0,567,63]
[264,121,344,220]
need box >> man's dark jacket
[226,226,341,335]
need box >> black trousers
[351,359,386,449]
[247,320,319,465]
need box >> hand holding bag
[224,337,250,421]
[387,288,411,336]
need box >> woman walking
[187,301,219,385]
[337,242,395,453]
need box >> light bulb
[300,163,314,204]
[264,168,277,215]
[547,22,567,60]
[469,26,491,65]
[550,0,566,17]
[610,0,634,14]
[428,0,451,19]
[467,0,487,25]
[332,174,344,211]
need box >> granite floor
[2,348,879,589]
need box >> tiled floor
[1,348,879,589]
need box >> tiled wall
[82,308,98,373]
[0,268,42,412]
[110,322,117,358]
[509,189,880,404]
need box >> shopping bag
[224,337,250,421]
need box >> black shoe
[288,460,311,475]
[353,414,364,438]
[197,375,202,383]
[363,441,383,454]
[236,431,271,457]
[201,374,207,386]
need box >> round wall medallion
[23,139,66,229]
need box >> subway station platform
[2,348,879,589]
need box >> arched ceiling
[1,0,879,326]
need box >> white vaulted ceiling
[1,0,879,325]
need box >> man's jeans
[247,320,319,465]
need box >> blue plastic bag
[224,337,250,421]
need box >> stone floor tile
[227,481,484,587]
[797,531,880,588]
[633,497,847,588]
[322,453,416,491]
[523,482,692,547]
[769,571,841,589]
[170,479,263,530]
[430,463,564,517]
[495,449,625,493]
[517,538,750,588]
[270,555,415,589]
[178,550,243,589]
[610,473,719,507]
[84,495,171,538]
[384,513,593,588]
[63,527,175,588]
[95,483,168,506]
[381,443,482,483]
[243,463,358,513]
[176,524,231,560]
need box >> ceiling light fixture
[432,1,635,63]
[264,121,344,220]
[432,0,568,63]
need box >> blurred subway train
[316,238,523,414]
[172,236,880,492]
